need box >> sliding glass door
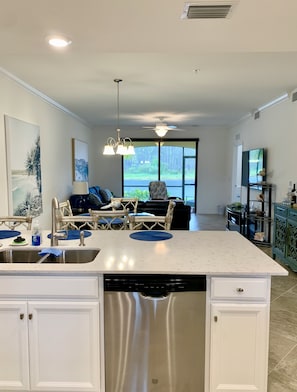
[123,139,198,211]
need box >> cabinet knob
[28,313,33,320]
[214,316,218,322]
[19,313,24,320]
[236,287,244,293]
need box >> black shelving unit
[246,183,274,246]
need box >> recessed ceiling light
[47,36,72,48]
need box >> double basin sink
[0,248,100,264]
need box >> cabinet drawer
[0,276,99,298]
[274,204,288,218]
[288,208,297,221]
[210,277,269,301]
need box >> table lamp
[72,181,89,210]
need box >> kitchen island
[0,230,287,392]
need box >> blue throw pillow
[89,186,100,196]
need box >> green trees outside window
[123,139,198,210]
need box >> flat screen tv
[241,148,266,187]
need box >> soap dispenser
[32,220,42,246]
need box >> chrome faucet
[51,197,67,246]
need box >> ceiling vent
[181,1,238,19]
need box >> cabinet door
[286,218,297,271]
[0,301,29,391]
[28,301,100,391]
[209,303,269,392]
[273,213,287,262]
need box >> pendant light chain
[115,78,122,136]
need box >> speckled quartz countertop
[0,230,287,276]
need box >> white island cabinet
[0,275,101,392]
[0,230,288,392]
[207,277,270,392]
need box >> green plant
[124,189,149,200]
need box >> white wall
[229,96,297,204]
[93,125,232,214]
[0,71,93,228]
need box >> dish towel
[38,248,63,257]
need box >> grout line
[271,283,297,303]
[269,341,297,374]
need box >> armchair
[149,181,168,200]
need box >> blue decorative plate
[0,230,21,239]
[129,231,173,241]
[47,230,92,240]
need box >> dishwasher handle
[140,290,169,300]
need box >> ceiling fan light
[155,127,168,137]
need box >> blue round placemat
[0,230,21,239]
[129,231,173,241]
[47,230,92,240]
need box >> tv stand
[226,206,246,234]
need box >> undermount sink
[0,248,100,264]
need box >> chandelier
[103,79,135,156]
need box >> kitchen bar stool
[129,200,175,230]
[89,209,129,230]
[0,216,33,230]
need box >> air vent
[181,1,237,19]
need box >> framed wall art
[72,138,89,181]
[5,115,43,217]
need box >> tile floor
[190,213,297,391]
[189,213,226,231]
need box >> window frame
[121,138,199,212]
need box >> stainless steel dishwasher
[104,274,206,392]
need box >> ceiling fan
[142,118,184,137]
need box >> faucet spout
[51,197,59,246]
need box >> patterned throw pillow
[88,193,104,208]
[100,188,113,203]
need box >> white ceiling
[1,0,297,131]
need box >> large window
[123,139,198,210]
